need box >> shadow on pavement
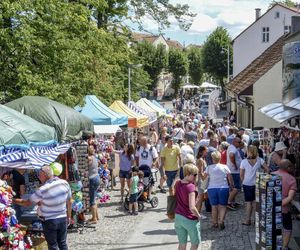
[143,229,176,236]
[158,218,174,223]
[108,241,178,250]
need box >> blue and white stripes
[0,144,70,169]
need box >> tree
[168,48,188,95]
[0,0,150,106]
[202,26,232,86]
[135,41,167,92]
[187,46,203,85]
[269,0,296,8]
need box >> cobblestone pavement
[67,183,255,250]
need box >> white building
[233,4,299,77]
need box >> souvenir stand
[5,96,95,234]
[255,173,282,250]
[0,104,60,250]
[75,95,129,191]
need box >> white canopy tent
[94,125,122,135]
[182,84,200,89]
[200,82,219,89]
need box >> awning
[109,101,149,128]
[259,103,300,123]
[285,96,300,110]
[136,98,166,117]
[127,101,157,124]
[0,144,70,169]
[94,125,122,135]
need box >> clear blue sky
[130,0,298,46]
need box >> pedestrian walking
[174,163,201,250]
[114,144,135,202]
[128,166,139,215]
[202,151,234,230]
[240,145,268,225]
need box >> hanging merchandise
[255,173,282,250]
[0,180,32,250]
[50,162,63,176]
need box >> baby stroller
[124,165,159,212]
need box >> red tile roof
[226,34,286,94]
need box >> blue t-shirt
[119,152,134,171]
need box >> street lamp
[222,46,230,83]
[128,64,143,102]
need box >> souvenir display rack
[255,173,282,250]
[75,144,89,211]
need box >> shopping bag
[167,195,176,220]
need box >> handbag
[166,181,179,220]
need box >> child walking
[129,166,139,215]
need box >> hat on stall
[274,142,287,152]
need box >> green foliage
[0,0,151,106]
[202,26,232,86]
[269,0,295,8]
[135,41,167,91]
[168,48,188,95]
[187,46,203,85]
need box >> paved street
[68,183,256,250]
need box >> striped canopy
[0,144,70,169]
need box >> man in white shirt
[135,136,158,168]
[226,137,242,210]
[218,120,230,137]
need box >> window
[262,27,270,43]
[275,11,280,19]
[284,25,291,34]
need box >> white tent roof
[182,84,200,89]
[94,125,122,135]
[200,82,219,89]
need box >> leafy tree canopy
[187,46,203,85]
[168,48,188,95]
[202,26,232,86]
[269,0,296,8]
[135,41,167,92]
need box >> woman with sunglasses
[174,161,201,250]
[202,151,234,230]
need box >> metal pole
[128,66,131,102]
[227,46,230,83]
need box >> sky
[133,0,299,46]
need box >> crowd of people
[126,108,298,250]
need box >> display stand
[75,144,89,211]
[255,173,282,250]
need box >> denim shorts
[165,170,178,187]
[243,185,255,202]
[89,175,100,206]
[175,214,201,245]
[207,188,229,206]
[129,193,138,203]
[231,173,241,190]
[119,170,132,179]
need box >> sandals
[219,222,225,230]
[211,223,218,229]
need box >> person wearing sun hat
[268,141,287,172]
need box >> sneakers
[158,185,167,193]
[233,202,242,207]
[128,211,133,215]
[227,204,237,211]
[133,211,138,216]
[200,214,207,219]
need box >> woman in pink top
[175,163,201,250]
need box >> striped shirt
[30,177,71,220]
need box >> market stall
[75,95,128,126]
[109,100,149,128]
[127,101,157,124]
[5,96,93,142]
[136,98,166,117]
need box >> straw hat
[274,142,287,152]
